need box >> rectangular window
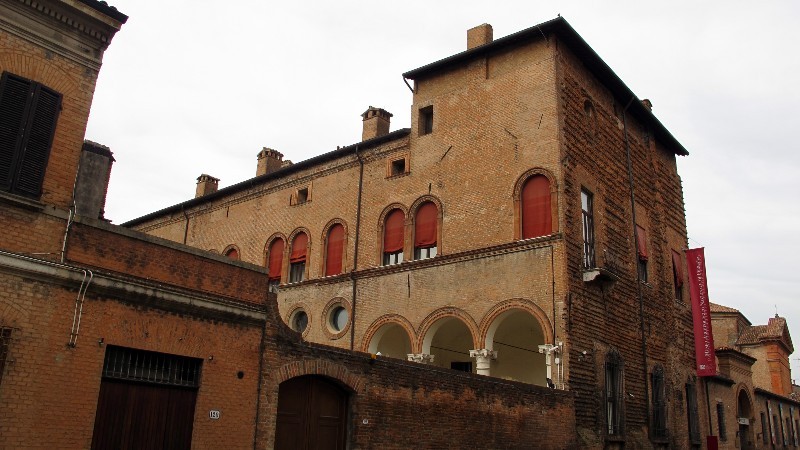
[390,158,406,176]
[635,225,648,283]
[419,105,433,135]
[672,250,684,301]
[717,403,727,441]
[0,327,12,385]
[651,367,667,438]
[763,413,770,444]
[289,261,305,283]
[686,382,701,445]
[605,356,623,436]
[0,72,62,198]
[581,189,596,269]
[296,187,308,204]
[414,247,437,260]
[383,251,403,266]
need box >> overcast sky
[85,1,800,375]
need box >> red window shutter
[290,233,308,263]
[383,209,405,253]
[521,175,552,239]
[635,225,648,260]
[414,202,438,248]
[268,239,284,280]
[672,250,684,287]
[325,224,344,276]
[225,248,239,260]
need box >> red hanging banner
[686,248,716,376]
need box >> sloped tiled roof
[737,316,794,353]
[710,303,740,313]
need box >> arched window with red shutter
[289,232,308,283]
[224,247,239,260]
[414,202,438,260]
[325,224,345,276]
[383,209,404,265]
[521,175,552,239]
[267,238,285,286]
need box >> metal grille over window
[581,189,595,268]
[102,346,202,388]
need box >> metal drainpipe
[1,250,93,346]
[622,96,651,433]
[182,207,190,245]
[349,146,363,351]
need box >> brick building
[0,2,576,449]
[123,17,722,449]
[708,303,799,449]
[3,1,796,448]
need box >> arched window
[267,238,285,286]
[325,224,345,276]
[521,175,552,239]
[289,233,308,283]
[414,202,438,260]
[224,247,239,260]
[383,209,404,265]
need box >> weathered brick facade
[123,17,726,449]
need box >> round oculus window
[291,310,308,333]
[329,306,349,332]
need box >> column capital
[407,353,435,364]
[469,349,497,360]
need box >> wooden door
[275,376,348,450]
[91,379,198,450]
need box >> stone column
[407,353,435,364]
[469,349,497,376]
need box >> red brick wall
[66,220,268,306]
[0,265,263,449]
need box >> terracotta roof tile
[710,302,739,313]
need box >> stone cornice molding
[1,0,125,70]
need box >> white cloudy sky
[85,2,800,374]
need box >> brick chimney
[195,174,219,198]
[361,106,392,141]
[256,148,284,176]
[74,140,114,219]
[467,23,493,49]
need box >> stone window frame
[386,153,410,178]
[512,168,558,241]
[409,195,443,261]
[321,298,351,340]
[289,182,313,206]
[287,228,311,283]
[222,244,241,260]
[604,348,625,438]
[320,219,348,277]
[377,203,409,266]
[286,303,311,338]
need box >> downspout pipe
[622,96,651,433]
[182,207,190,245]
[350,146,364,351]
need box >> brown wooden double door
[275,376,348,450]
[91,379,198,450]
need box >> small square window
[419,106,433,135]
[391,158,406,176]
[296,188,308,204]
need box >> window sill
[386,172,410,180]
[0,190,46,211]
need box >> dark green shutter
[0,73,32,191]
[0,72,61,198]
